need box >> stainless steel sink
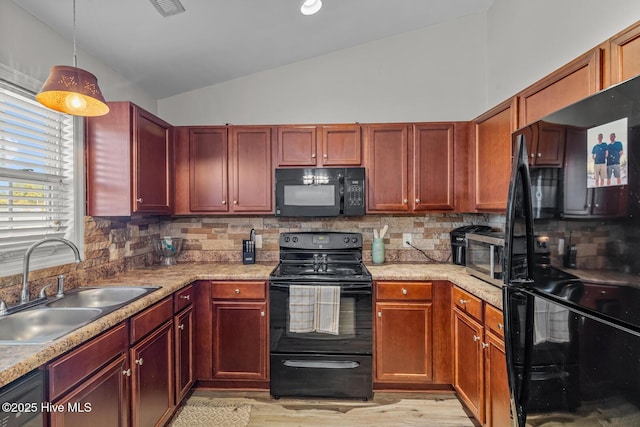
[0,308,103,345]
[46,286,159,309]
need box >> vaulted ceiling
[12,0,493,99]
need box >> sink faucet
[21,237,82,304]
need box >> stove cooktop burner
[270,231,372,283]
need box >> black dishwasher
[0,370,44,427]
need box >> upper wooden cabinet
[86,102,173,216]
[275,124,362,167]
[174,126,273,214]
[518,48,603,126]
[513,121,566,168]
[473,98,517,211]
[610,21,640,85]
[366,122,462,213]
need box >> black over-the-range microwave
[274,167,366,217]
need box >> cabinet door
[175,306,195,404]
[131,321,174,427]
[375,302,433,383]
[484,331,510,427]
[49,354,129,427]
[189,127,229,212]
[519,49,602,126]
[212,301,267,380]
[473,98,517,211]
[275,126,317,166]
[320,124,362,166]
[134,107,172,214]
[453,308,485,423]
[413,123,454,211]
[366,124,410,212]
[533,122,565,167]
[229,127,273,213]
[610,22,640,85]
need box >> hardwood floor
[174,390,479,426]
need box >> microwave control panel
[343,168,366,215]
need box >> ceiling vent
[149,0,185,17]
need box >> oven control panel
[280,232,362,249]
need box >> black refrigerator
[503,75,640,426]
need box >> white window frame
[0,63,84,277]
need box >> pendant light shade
[37,65,109,116]
[36,0,109,117]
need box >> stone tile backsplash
[0,213,504,302]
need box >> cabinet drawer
[211,281,266,300]
[130,297,173,343]
[174,284,194,312]
[452,286,483,321]
[484,304,504,339]
[376,281,432,301]
[48,322,129,401]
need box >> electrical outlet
[403,233,412,248]
[255,235,263,249]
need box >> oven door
[269,281,372,355]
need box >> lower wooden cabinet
[130,306,174,427]
[453,305,485,421]
[49,353,129,427]
[47,323,130,427]
[373,281,452,389]
[375,281,433,384]
[452,286,511,427]
[195,280,269,389]
[175,305,195,403]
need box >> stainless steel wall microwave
[275,167,366,217]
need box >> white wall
[160,1,640,126]
[158,13,488,126]
[0,0,156,113]
[486,0,640,107]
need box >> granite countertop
[0,261,500,388]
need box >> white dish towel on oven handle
[315,286,340,335]
[289,285,316,333]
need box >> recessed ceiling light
[149,0,186,17]
[300,0,322,16]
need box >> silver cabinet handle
[403,198,408,203]
[473,335,480,342]
[135,358,144,366]
[311,153,316,158]
[537,153,542,157]
[481,342,489,349]
[415,199,420,204]
[377,312,382,317]
[459,299,468,305]
[401,288,408,295]
[323,154,328,158]
[178,324,185,330]
[498,323,504,330]
[222,200,226,205]
[180,295,190,300]
[136,197,143,203]
[233,200,238,205]
[123,368,131,377]
[235,289,240,294]
[261,311,265,317]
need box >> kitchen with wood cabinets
[5,3,640,426]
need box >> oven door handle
[269,282,372,293]
[283,360,360,369]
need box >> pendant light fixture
[300,0,323,16]
[37,0,109,116]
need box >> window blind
[0,82,79,275]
